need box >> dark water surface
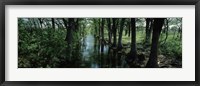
[74,34,129,68]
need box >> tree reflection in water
[72,34,129,68]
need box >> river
[75,34,129,68]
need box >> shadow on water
[64,34,129,68]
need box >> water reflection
[70,34,129,68]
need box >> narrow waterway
[78,34,129,68]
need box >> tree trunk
[51,18,55,29]
[93,19,98,37]
[107,18,112,44]
[62,18,74,61]
[98,19,101,38]
[177,26,181,40]
[117,18,126,50]
[38,18,43,28]
[163,19,169,44]
[146,18,165,68]
[145,18,151,45]
[128,19,131,37]
[62,18,74,46]
[129,18,137,61]
[101,18,105,52]
[75,19,79,32]
[101,18,105,42]
[112,18,117,47]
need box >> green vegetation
[18,18,182,68]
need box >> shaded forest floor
[115,43,182,68]
[102,31,182,68]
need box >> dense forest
[18,18,182,68]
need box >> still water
[72,34,129,68]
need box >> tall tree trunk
[117,18,126,50]
[112,18,117,47]
[107,18,112,44]
[101,18,105,52]
[179,26,182,40]
[93,19,98,37]
[75,19,79,32]
[67,18,74,45]
[163,19,169,44]
[98,19,101,38]
[173,29,176,39]
[62,18,74,46]
[51,18,55,29]
[128,19,131,37]
[62,18,74,61]
[38,18,43,28]
[129,18,137,61]
[101,18,105,42]
[146,18,165,68]
[145,18,151,45]
[177,26,181,40]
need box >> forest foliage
[18,18,182,68]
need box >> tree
[161,18,169,44]
[146,18,165,68]
[62,18,75,46]
[74,18,79,32]
[112,18,117,47]
[124,19,131,37]
[101,18,105,52]
[145,18,153,45]
[106,18,112,44]
[93,19,98,37]
[130,18,137,60]
[98,19,101,38]
[38,18,43,28]
[51,18,55,29]
[176,18,182,40]
[117,18,126,50]
[101,18,105,42]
